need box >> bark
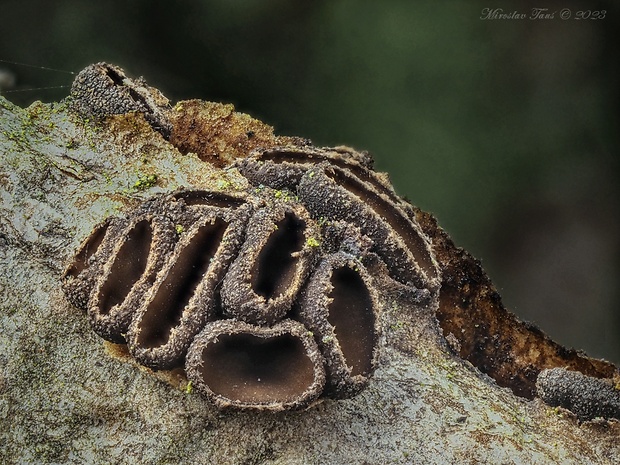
[0,72,619,464]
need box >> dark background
[1,0,618,363]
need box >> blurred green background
[1,0,618,362]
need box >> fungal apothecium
[62,154,418,410]
[62,63,620,418]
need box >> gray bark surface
[1,94,619,464]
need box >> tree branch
[0,64,618,464]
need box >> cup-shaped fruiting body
[127,205,251,370]
[185,319,326,411]
[87,214,177,343]
[298,163,440,292]
[62,217,116,309]
[69,62,172,138]
[297,252,381,398]
[220,201,320,325]
[237,146,376,191]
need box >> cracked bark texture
[0,92,619,465]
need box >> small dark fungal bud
[298,164,440,292]
[536,368,620,422]
[88,214,176,343]
[69,62,172,138]
[297,252,381,398]
[185,319,326,411]
[221,201,319,325]
[127,207,251,370]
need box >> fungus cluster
[63,146,440,410]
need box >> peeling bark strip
[61,63,619,419]
[418,206,619,401]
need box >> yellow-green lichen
[306,237,320,248]
[272,189,298,202]
[133,173,158,190]
[216,179,231,190]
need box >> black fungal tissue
[536,368,620,422]
[62,145,441,411]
